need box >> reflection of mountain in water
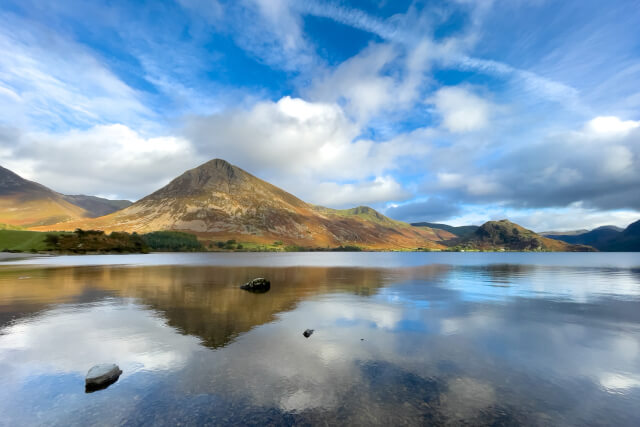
[0,265,449,349]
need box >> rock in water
[85,364,122,392]
[240,277,270,292]
[303,329,314,338]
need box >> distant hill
[604,220,640,251]
[547,221,639,251]
[546,226,623,249]
[0,166,133,227]
[32,159,453,250]
[412,222,479,238]
[456,219,595,251]
[62,195,132,217]
[0,165,89,227]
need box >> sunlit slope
[32,159,452,250]
[0,166,90,227]
[458,220,595,251]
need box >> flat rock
[240,277,270,292]
[85,364,122,390]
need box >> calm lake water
[1,252,639,426]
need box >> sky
[0,0,639,231]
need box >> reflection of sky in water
[0,254,639,425]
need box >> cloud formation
[431,86,493,133]
[0,0,639,228]
[184,96,422,206]
[3,124,197,200]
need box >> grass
[0,230,68,251]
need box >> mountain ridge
[547,220,640,251]
[31,159,453,250]
[0,165,133,226]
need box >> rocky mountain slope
[33,159,453,250]
[0,166,132,227]
[455,220,595,251]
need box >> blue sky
[0,0,639,231]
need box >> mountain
[604,220,640,251]
[0,165,89,227]
[455,219,595,251]
[32,159,454,250]
[0,165,132,227]
[546,226,623,248]
[412,222,479,238]
[62,195,132,217]
[545,222,640,251]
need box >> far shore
[0,252,52,262]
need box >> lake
[1,252,639,426]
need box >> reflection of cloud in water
[0,300,202,380]
[0,260,639,424]
[448,264,640,302]
[600,373,640,393]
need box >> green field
[0,230,55,251]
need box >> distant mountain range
[546,223,640,251]
[3,160,638,251]
[0,165,131,227]
[29,159,453,250]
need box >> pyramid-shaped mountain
[34,159,454,249]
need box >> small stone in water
[240,278,270,292]
[85,363,122,392]
[303,329,314,338]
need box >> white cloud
[0,12,151,131]
[313,176,410,207]
[185,96,426,207]
[309,41,433,123]
[4,124,198,200]
[431,86,492,133]
[585,116,640,137]
[180,0,316,72]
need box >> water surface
[1,253,639,425]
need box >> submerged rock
[240,277,271,292]
[85,364,122,392]
[303,329,314,338]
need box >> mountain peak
[0,165,50,197]
[0,165,27,186]
[197,158,237,175]
[144,159,249,200]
